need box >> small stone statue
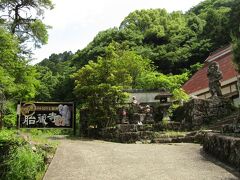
[207,61,223,97]
[121,107,128,124]
[130,96,144,124]
[143,105,154,124]
[131,96,140,113]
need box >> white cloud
[32,0,204,63]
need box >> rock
[31,146,37,152]
[44,154,53,164]
[38,144,55,153]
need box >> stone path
[44,140,239,180]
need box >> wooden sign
[18,102,75,129]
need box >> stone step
[152,136,195,144]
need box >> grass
[0,129,60,180]
[5,146,45,180]
[153,131,187,138]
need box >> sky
[32,0,204,64]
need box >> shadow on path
[199,147,240,179]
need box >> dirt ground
[43,139,239,180]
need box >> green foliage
[36,51,76,101]
[0,130,25,179]
[72,1,240,75]
[135,71,189,91]
[154,131,186,138]
[0,130,58,180]
[73,9,211,74]
[3,101,17,128]
[0,0,54,49]
[30,19,49,47]
[14,64,40,100]
[118,9,210,74]
[5,146,44,180]
[38,51,74,73]
[72,28,120,67]
[229,0,240,36]
[73,44,138,128]
[189,0,240,52]
[21,128,71,137]
[172,88,189,102]
[0,28,40,100]
[0,129,17,142]
[35,66,59,101]
[230,1,240,71]
[232,36,240,71]
[0,28,19,95]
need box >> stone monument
[207,61,223,97]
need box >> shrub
[5,146,44,180]
[0,130,25,179]
[3,101,17,128]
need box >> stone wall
[203,133,240,171]
[100,122,181,143]
[173,97,234,130]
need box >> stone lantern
[154,91,173,121]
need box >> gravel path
[43,140,239,180]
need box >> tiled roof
[182,46,238,94]
[205,45,232,62]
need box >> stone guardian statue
[207,61,223,97]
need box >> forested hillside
[71,0,240,74]
[36,0,240,102]
[1,0,240,127]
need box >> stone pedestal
[173,97,234,130]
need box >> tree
[35,66,59,101]
[0,27,19,96]
[39,51,73,73]
[229,0,240,37]
[232,36,240,71]
[135,71,189,94]
[73,9,210,74]
[72,43,153,128]
[72,60,130,128]
[0,0,54,51]
[0,27,40,127]
[0,27,39,99]
[72,28,122,67]
[36,51,76,101]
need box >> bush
[0,130,16,141]
[3,101,17,128]
[0,130,26,179]
[0,129,58,180]
[21,128,73,136]
[5,146,44,180]
[3,114,16,128]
